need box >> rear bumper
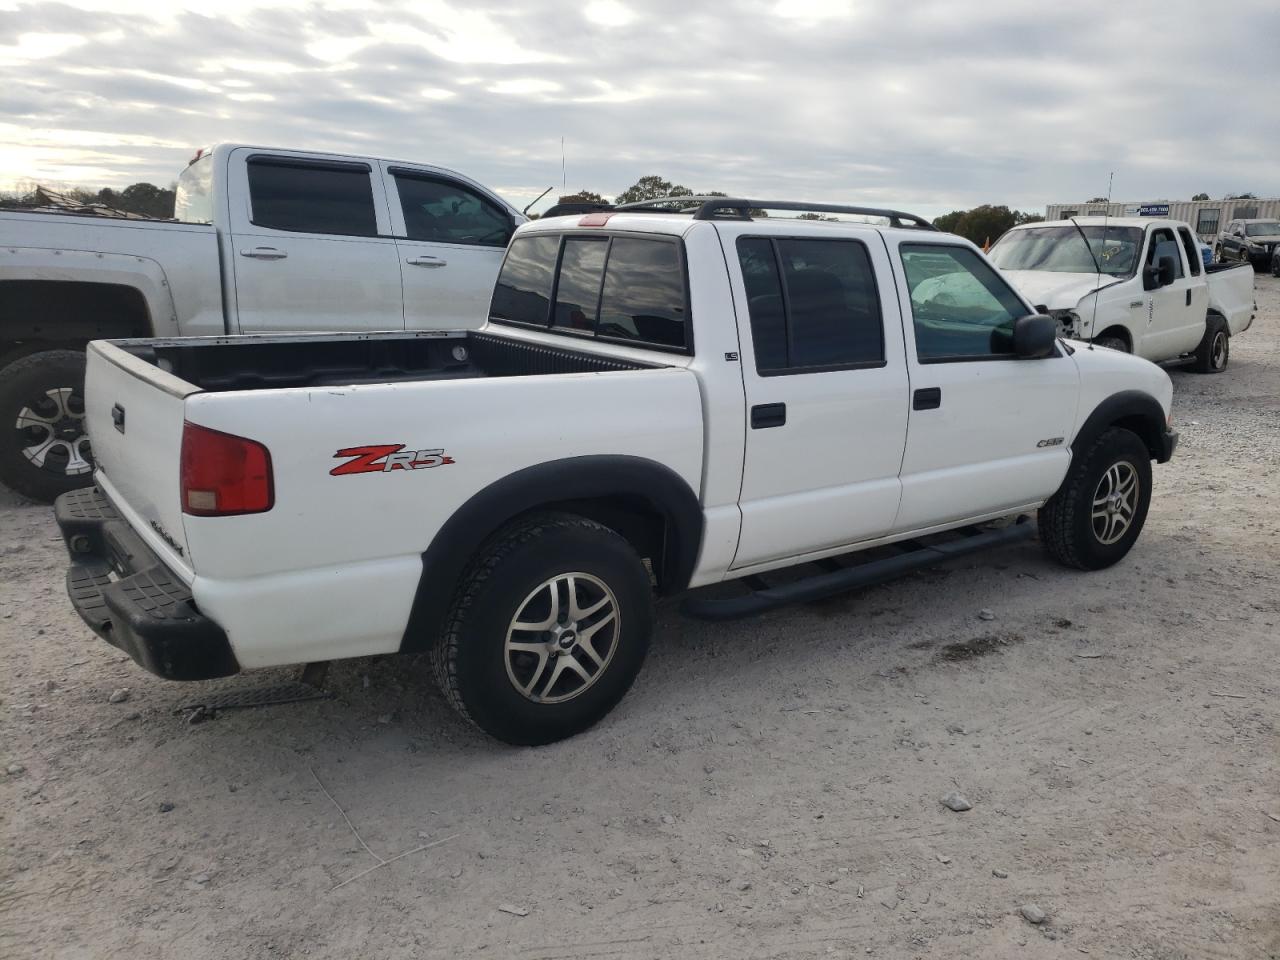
[1157,427,1178,464]
[55,486,239,681]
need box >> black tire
[430,512,654,745]
[1094,335,1128,353]
[1271,252,1279,278]
[1039,427,1153,571]
[1191,315,1229,374]
[0,350,94,502]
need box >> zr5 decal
[331,444,455,476]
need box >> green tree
[1014,211,1044,225]
[557,190,606,204]
[1087,196,1108,203]
[114,182,175,218]
[1225,192,1256,200]
[1191,192,1210,201]
[614,175,693,206]
[932,210,965,233]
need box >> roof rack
[541,200,614,218]
[614,195,937,230]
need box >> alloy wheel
[1091,461,1139,545]
[15,386,92,478]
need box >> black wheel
[1271,251,1279,278]
[0,350,94,502]
[1191,315,1229,374]
[1039,427,1153,571]
[1094,335,1128,353]
[431,512,653,745]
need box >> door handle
[913,387,942,411]
[406,256,447,268]
[239,246,287,260]
[750,402,786,429]
[1185,289,1192,306]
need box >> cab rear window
[490,232,690,352]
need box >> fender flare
[399,455,703,653]
[1070,390,1171,465]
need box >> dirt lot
[3,277,1278,960]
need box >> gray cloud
[3,0,1278,217]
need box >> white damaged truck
[56,198,1178,744]
[987,217,1254,372]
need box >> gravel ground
[3,277,1278,960]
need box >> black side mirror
[1158,254,1176,286]
[1012,314,1056,359]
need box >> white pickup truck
[56,197,1178,745]
[986,217,1255,372]
[0,143,524,501]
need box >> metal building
[1044,198,1280,241]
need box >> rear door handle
[750,403,786,429]
[406,256,447,268]
[1185,289,1192,306]
[240,246,287,260]
[913,387,942,411]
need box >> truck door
[724,229,910,569]
[1138,227,1199,360]
[892,239,1077,533]
[382,164,515,331]
[227,150,404,332]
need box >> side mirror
[1142,265,1160,290]
[1158,254,1176,286]
[1012,314,1056,359]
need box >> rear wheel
[1191,315,1229,374]
[1039,427,1152,571]
[1271,250,1280,277]
[0,350,94,502]
[430,513,653,745]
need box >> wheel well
[1095,326,1133,350]
[531,495,669,585]
[1,280,152,360]
[1111,413,1165,461]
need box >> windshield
[1245,221,1280,237]
[988,225,1143,277]
[174,154,213,224]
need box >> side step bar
[680,518,1035,622]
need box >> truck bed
[114,330,654,392]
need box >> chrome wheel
[504,572,619,704]
[1091,461,1139,545]
[1210,330,1228,370]
[16,387,92,477]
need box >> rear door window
[737,237,885,374]
[247,158,378,236]
[1176,227,1202,276]
[553,237,608,331]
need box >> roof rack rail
[615,195,937,230]
[541,200,614,218]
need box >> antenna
[522,186,553,217]
[1087,171,1115,350]
[560,137,566,191]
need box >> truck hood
[1001,271,1119,310]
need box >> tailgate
[85,340,198,572]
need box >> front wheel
[430,513,654,745]
[1093,335,1128,353]
[1039,427,1153,571]
[0,350,95,502]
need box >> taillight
[180,422,273,516]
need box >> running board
[680,518,1035,622]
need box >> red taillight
[180,422,273,516]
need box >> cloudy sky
[2,0,1278,218]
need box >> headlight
[1048,310,1080,333]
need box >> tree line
[0,182,176,219]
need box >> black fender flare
[399,455,703,653]
[1070,390,1172,467]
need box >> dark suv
[1217,218,1280,270]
